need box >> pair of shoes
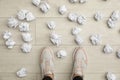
[40,47,88,80]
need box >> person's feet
[40,47,55,79]
[72,47,88,79]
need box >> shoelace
[42,59,54,75]
[74,59,83,74]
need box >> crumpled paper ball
[19,22,30,32]
[17,9,35,21]
[75,35,84,45]
[106,72,116,80]
[107,18,115,28]
[21,43,32,53]
[47,21,56,30]
[116,50,120,59]
[103,0,107,1]
[5,39,16,49]
[32,0,41,6]
[16,68,27,78]
[103,44,113,54]
[107,11,120,29]
[58,5,67,15]
[39,2,50,13]
[110,10,120,21]
[56,50,67,58]
[8,17,18,28]
[69,0,78,3]
[79,0,86,4]
[77,15,86,25]
[72,27,82,35]
[50,32,62,46]
[90,34,101,45]
[68,13,78,22]
[22,33,32,42]
[26,12,35,21]
[3,31,12,40]
[94,12,103,21]
[17,9,28,20]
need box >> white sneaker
[40,47,55,79]
[72,47,88,79]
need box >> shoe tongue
[75,55,87,69]
[75,71,83,76]
[45,71,52,75]
[74,60,87,74]
[44,60,54,75]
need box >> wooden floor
[0,0,120,80]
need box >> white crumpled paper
[32,0,41,6]
[22,33,32,42]
[16,68,27,78]
[3,31,12,40]
[21,43,32,53]
[50,32,62,46]
[106,72,116,80]
[26,12,35,21]
[17,9,35,21]
[8,17,18,28]
[72,27,82,35]
[110,10,120,21]
[58,5,67,15]
[19,22,30,32]
[47,21,56,30]
[116,50,120,59]
[75,35,84,45]
[5,39,16,49]
[107,10,120,28]
[77,15,86,25]
[79,0,86,3]
[94,12,103,21]
[39,2,50,13]
[68,13,78,22]
[57,50,67,58]
[69,0,78,3]
[90,34,101,45]
[103,44,113,54]
[17,9,28,20]
[107,18,116,28]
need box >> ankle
[73,74,83,78]
[45,74,54,79]
[73,76,83,80]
